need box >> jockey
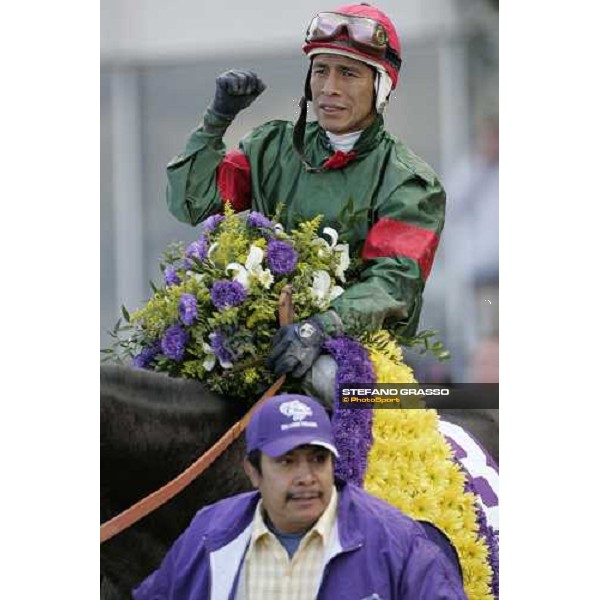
[165,3,445,388]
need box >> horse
[100,364,498,600]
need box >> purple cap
[246,394,339,458]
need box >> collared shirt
[237,488,338,600]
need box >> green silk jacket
[166,113,445,338]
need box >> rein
[100,287,294,544]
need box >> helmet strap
[374,70,393,114]
[293,61,326,173]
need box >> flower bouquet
[104,204,351,399]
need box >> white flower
[311,267,345,308]
[206,335,233,369]
[311,270,332,309]
[245,244,264,270]
[311,240,330,259]
[226,244,273,290]
[312,226,339,257]
[334,243,350,282]
[225,262,250,289]
[311,228,349,281]
[256,268,274,289]
[186,271,205,284]
[274,223,284,235]
[323,228,350,281]
[323,227,339,248]
[330,285,344,300]
[219,356,233,369]
[202,342,216,372]
[311,226,351,282]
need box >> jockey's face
[244,444,334,534]
[310,54,377,135]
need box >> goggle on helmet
[303,4,402,113]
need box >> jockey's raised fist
[210,70,266,120]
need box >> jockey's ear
[243,456,261,488]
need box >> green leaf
[121,305,131,323]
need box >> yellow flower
[407,492,440,521]
[364,349,494,600]
[243,368,260,385]
[435,511,464,538]
[447,462,467,489]
[459,537,489,564]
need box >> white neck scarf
[325,130,362,153]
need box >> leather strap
[100,286,294,544]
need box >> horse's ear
[243,457,261,488]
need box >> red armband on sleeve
[361,217,440,280]
[216,150,251,212]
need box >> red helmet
[303,3,402,90]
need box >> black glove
[208,70,266,121]
[267,318,326,378]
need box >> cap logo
[280,400,313,422]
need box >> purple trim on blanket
[441,419,499,473]
[444,430,500,600]
[324,336,376,487]
[445,436,468,461]
[471,476,498,508]
[465,476,500,599]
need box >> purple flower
[267,240,298,275]
[247,211,274,229]
[200,214,224,232]
[185,236,208,269]
[209,330,235,367]
[324,336,376,486]
[160,325,189,362]
[462,466,500,598]
[164,265,181,287]
[210,280,247,311]
[132,341,160,369]
[178,293,197,326]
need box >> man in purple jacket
[133,394,466,600]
